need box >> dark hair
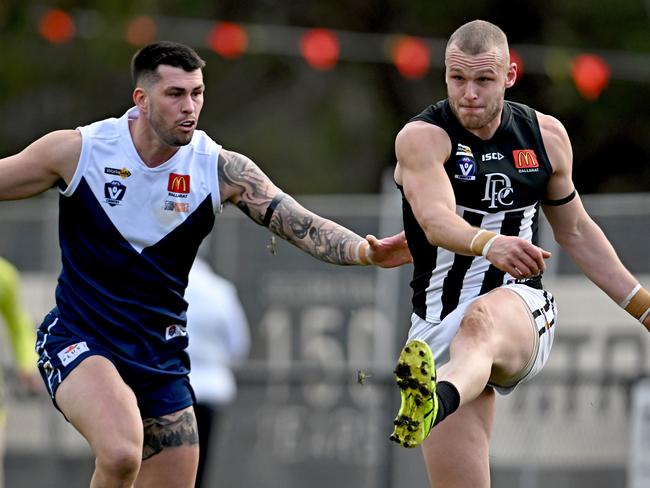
[131,41,206,86]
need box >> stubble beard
[450,93,504,131]
[149,109,193,147]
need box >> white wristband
[353,240,373,265]
[469,229,487,253]
[640,308,650,324]
[366,247,375,265]
[481,235,499,257]
[619,283,642,308]
[353,240,363,265]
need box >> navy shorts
[35,310,195,419]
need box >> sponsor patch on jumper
[512,149,540,173]
[481,152,504,162]
[104,167,132,179]
[455,143,474,157]
[164,201,190,212]
[168,173,190,194]
[166,324,188,340]
[57,342,89,366]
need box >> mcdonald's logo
[167,173,190,194]
[512,150,539,170]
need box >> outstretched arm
[539,112,650,329]
[217,149,411,267]
[0,130,80,200]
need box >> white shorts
[406,283,557,395]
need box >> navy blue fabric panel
[55,178,214,375]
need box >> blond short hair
[446,20,509,57]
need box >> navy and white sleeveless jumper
[46,106,222,380]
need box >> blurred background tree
[0,0,648,195]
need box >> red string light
[392,36,429,79]
[571,54,610,100]
[207,22,248,59]
[38,9,75,44]
[300,28,340,70]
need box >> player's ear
[133,87,148,112]
[505,62,517,88]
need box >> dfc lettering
[483,172,514,209]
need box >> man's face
[444,45,516,132]
[143,65,205,147]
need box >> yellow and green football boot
[389,339,437,448]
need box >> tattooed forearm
[217,148,364,264]
[218,150,274,224]
[142,410,199,460]
[269,195,361,265]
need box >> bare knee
[95,442,142,481]
[457,301,494,347]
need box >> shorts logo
[168,174,190,194]
[166,324,188,340]
[104,181,127,206]
[57,342,89,367]
[104,167,132,179]
[512,149,539,173]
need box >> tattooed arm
[217,149,411,267]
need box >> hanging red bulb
[207,22,248,59]
[39,9,75,44]
[571,54,610,100]
[300,28,340,70]
[392,36,430,79]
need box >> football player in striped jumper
[390,20,650,488]
[0,41,411,487]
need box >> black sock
[433,381,460,426]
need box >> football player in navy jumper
[0,41,411,487]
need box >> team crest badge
[104,180,127,206]
[454,143,477,181]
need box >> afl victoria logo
[455,157,477,181]
[104,180,126,207]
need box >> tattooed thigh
[142,407,199,460]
